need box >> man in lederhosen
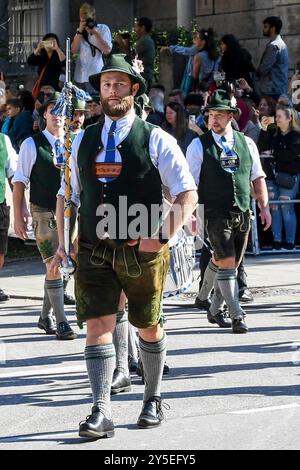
[13,93,77,340]
[51,54,198,439]
[187,89,271,334]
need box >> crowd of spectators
[0,5,299,251]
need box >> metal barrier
[250,196,300,255]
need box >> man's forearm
[56,196,65,246]
[160,190,198,240]
[13,182,26,217]
[253,177,269,209]
[94,31,111,54]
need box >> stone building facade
[3,0,300,80]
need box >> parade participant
[12,92,77,340]
[70,98,87,136]
[51,54,198,439]
[187,89,271,334]
[0,132,18,301]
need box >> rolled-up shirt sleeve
[245,136,266,181]
[4,135,18,179]
[149,128,197,198]
[57,131,83,207]
[12,137,36,187]
[186,137,203,186]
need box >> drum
[164,229,196,298]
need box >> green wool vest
[0,133,8,204]
[77,117,163,245]
[199,130,252,213]
[30,133,62,210]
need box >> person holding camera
[258,105,300,250]
[71,2,112,93]
[27,33,66,93]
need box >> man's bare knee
[139,323,164,343]
[86,315,116,345]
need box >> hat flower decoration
[132,58,144,74]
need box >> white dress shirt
[74,24,112,83]
[12,129,64,187]
[1,134,18,179]
[186,128,266,186]
[58,110,197,206]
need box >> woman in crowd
[27,33,66,92]
[161,30,203,95]
[258,105,300,249]
[193,28,220,91]
[220,34,255,86]
[162,101,198,155]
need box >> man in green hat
[12,92,77,340]
[51,53,198,439]
[187,89,271,334]
[71,98,87,136]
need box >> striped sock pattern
[216,269,244,320]
[198,260,218,301]
[113,310,129,376]
[85,343,116,419]
[139,333,167,402]
[45,279,67,324]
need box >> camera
[85,17,97,29]
[42,40,54,48]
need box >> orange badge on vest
[94,162,122,179]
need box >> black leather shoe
[239,289,254,303]
[64,293,76,305]
[207,310,232,328]
[232,318,248,334]
[128,355,139,373]
[79,406,115,439]
[137,396,170,429]
[0,289,9,302]
[56,321,77,340]
[194,297,211,312]
[37,316,56,335]
[111,370,131,394]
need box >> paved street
[0,255,299,450]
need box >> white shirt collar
[43,128,64,147]
[104,109,136,132]
[212,127,234,145]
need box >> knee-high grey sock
[209,276,225,316]
[198,260,218,301]
[128,322,139,360]
[216,269,244,320]
[41,281,52,319]
[45,279,68,324]
[85,344,116,419]
[139,334,167,402]
[113,310,129,376]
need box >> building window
[8,0,44,64]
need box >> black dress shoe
[137,396,170,429]
[79,406,115,439]
[194,297,211,312]
[56,321,77,340]
[128,355,139,373]
[0,289,9,302]
[232,318,248,334]
[37,316,56,335]
[239,289,254,303]
[63,293,76,305]
[111,370,131,394]
[207,310,232,328]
